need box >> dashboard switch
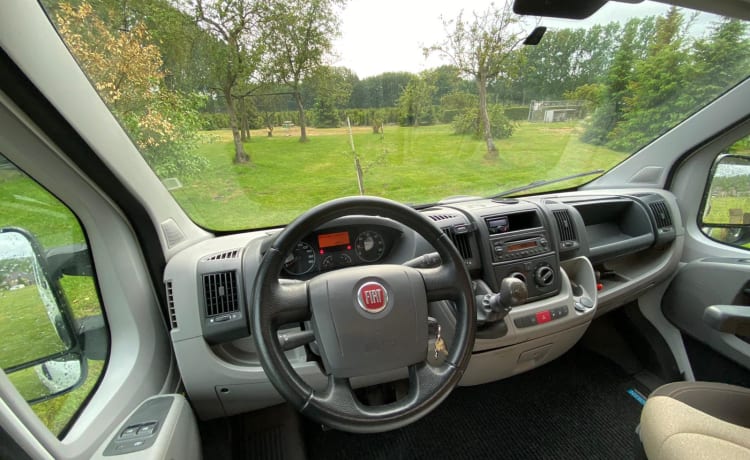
[120,426,139,439]
[535,310,551,324]
[137,423,156,436]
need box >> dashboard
[164,188,684,420]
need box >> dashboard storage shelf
[574,198,654,264]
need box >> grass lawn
[173,122,626,230]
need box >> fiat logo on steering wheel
[357,281,389,314]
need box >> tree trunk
[294,92,308,143]
[477,78,498,160]
[239,97,249,142]
[224,86,250,164]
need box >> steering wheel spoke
[310,375,359,416]
[266,281,310,327]
[418,265,461,301]
[410,361,454,396]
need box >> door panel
[663,258,750,370]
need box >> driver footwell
[304,346,646,460]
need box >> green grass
[173,122,626,230]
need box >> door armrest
[702,305,750,336]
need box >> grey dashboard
[164,188,684,420]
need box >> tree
[689,19,750,103]
[308,66,354,128]
[253,88,288,137]
[607,7,691,151]
[56,1,207,178]
[397,74,436,127]
[581,17,653,145]
[427,2,528,159]
[349,72,414,108]
[192,0,263,163]
[263,0,343,142]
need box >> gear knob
[496,276,528,309]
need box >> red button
[535,310,551,324]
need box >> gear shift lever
[478,277,528,323]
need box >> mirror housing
[0,227,88,402]
[701,154,750,245]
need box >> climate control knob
[534,264,555,287]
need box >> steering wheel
[250,196,476,433]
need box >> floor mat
[304,346,646,460]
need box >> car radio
[482,210,560,302]
[491,235,549,263]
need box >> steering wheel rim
[250,196,475,433]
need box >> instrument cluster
[282,225,401,277]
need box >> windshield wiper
[490,169,605,199]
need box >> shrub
[503,106,529,121]
[453,105,514,139]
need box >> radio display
[486,216,510,234]
[507,240,538,252]
[318,231,350,248]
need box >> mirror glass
[703,156,750,227]
[6,353,86,403]
[0,230,72,370]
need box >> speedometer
[355,230,386,262]
[283,241,316,275]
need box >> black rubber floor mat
[304,346,646,460]
[200,403,306,460]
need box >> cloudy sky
[332,0,720,77]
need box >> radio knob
[534,264,555,287]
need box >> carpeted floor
[304,346,646,460]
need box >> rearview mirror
[0,228,87,403]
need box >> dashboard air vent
[553,210,576,242]
[429,214,457,222]
[165,281,177,329]
[203,271,239,317]
[649,201,673,229]
[442,228,472,260]
[205,249,240,261]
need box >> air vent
[203,271,239,317]
[649,201,673,229]
[205,249,240,261]
[553,210,576,242]
[429,214,457,222]
[442,228,472,260]
[165,281,177,329]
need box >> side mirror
[0,228,87,403]
[701,154,750,245]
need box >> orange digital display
[507,240,537,252]
[318,231,350,248]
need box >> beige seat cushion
[640,382,750,460]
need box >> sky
[331,0,720,78]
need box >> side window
[0,153,108,437]
[701,135,750,248]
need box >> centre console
[448,199,561,302]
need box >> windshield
[41,0,750,230]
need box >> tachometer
[283,241,316,275]
[355,230,386,262]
